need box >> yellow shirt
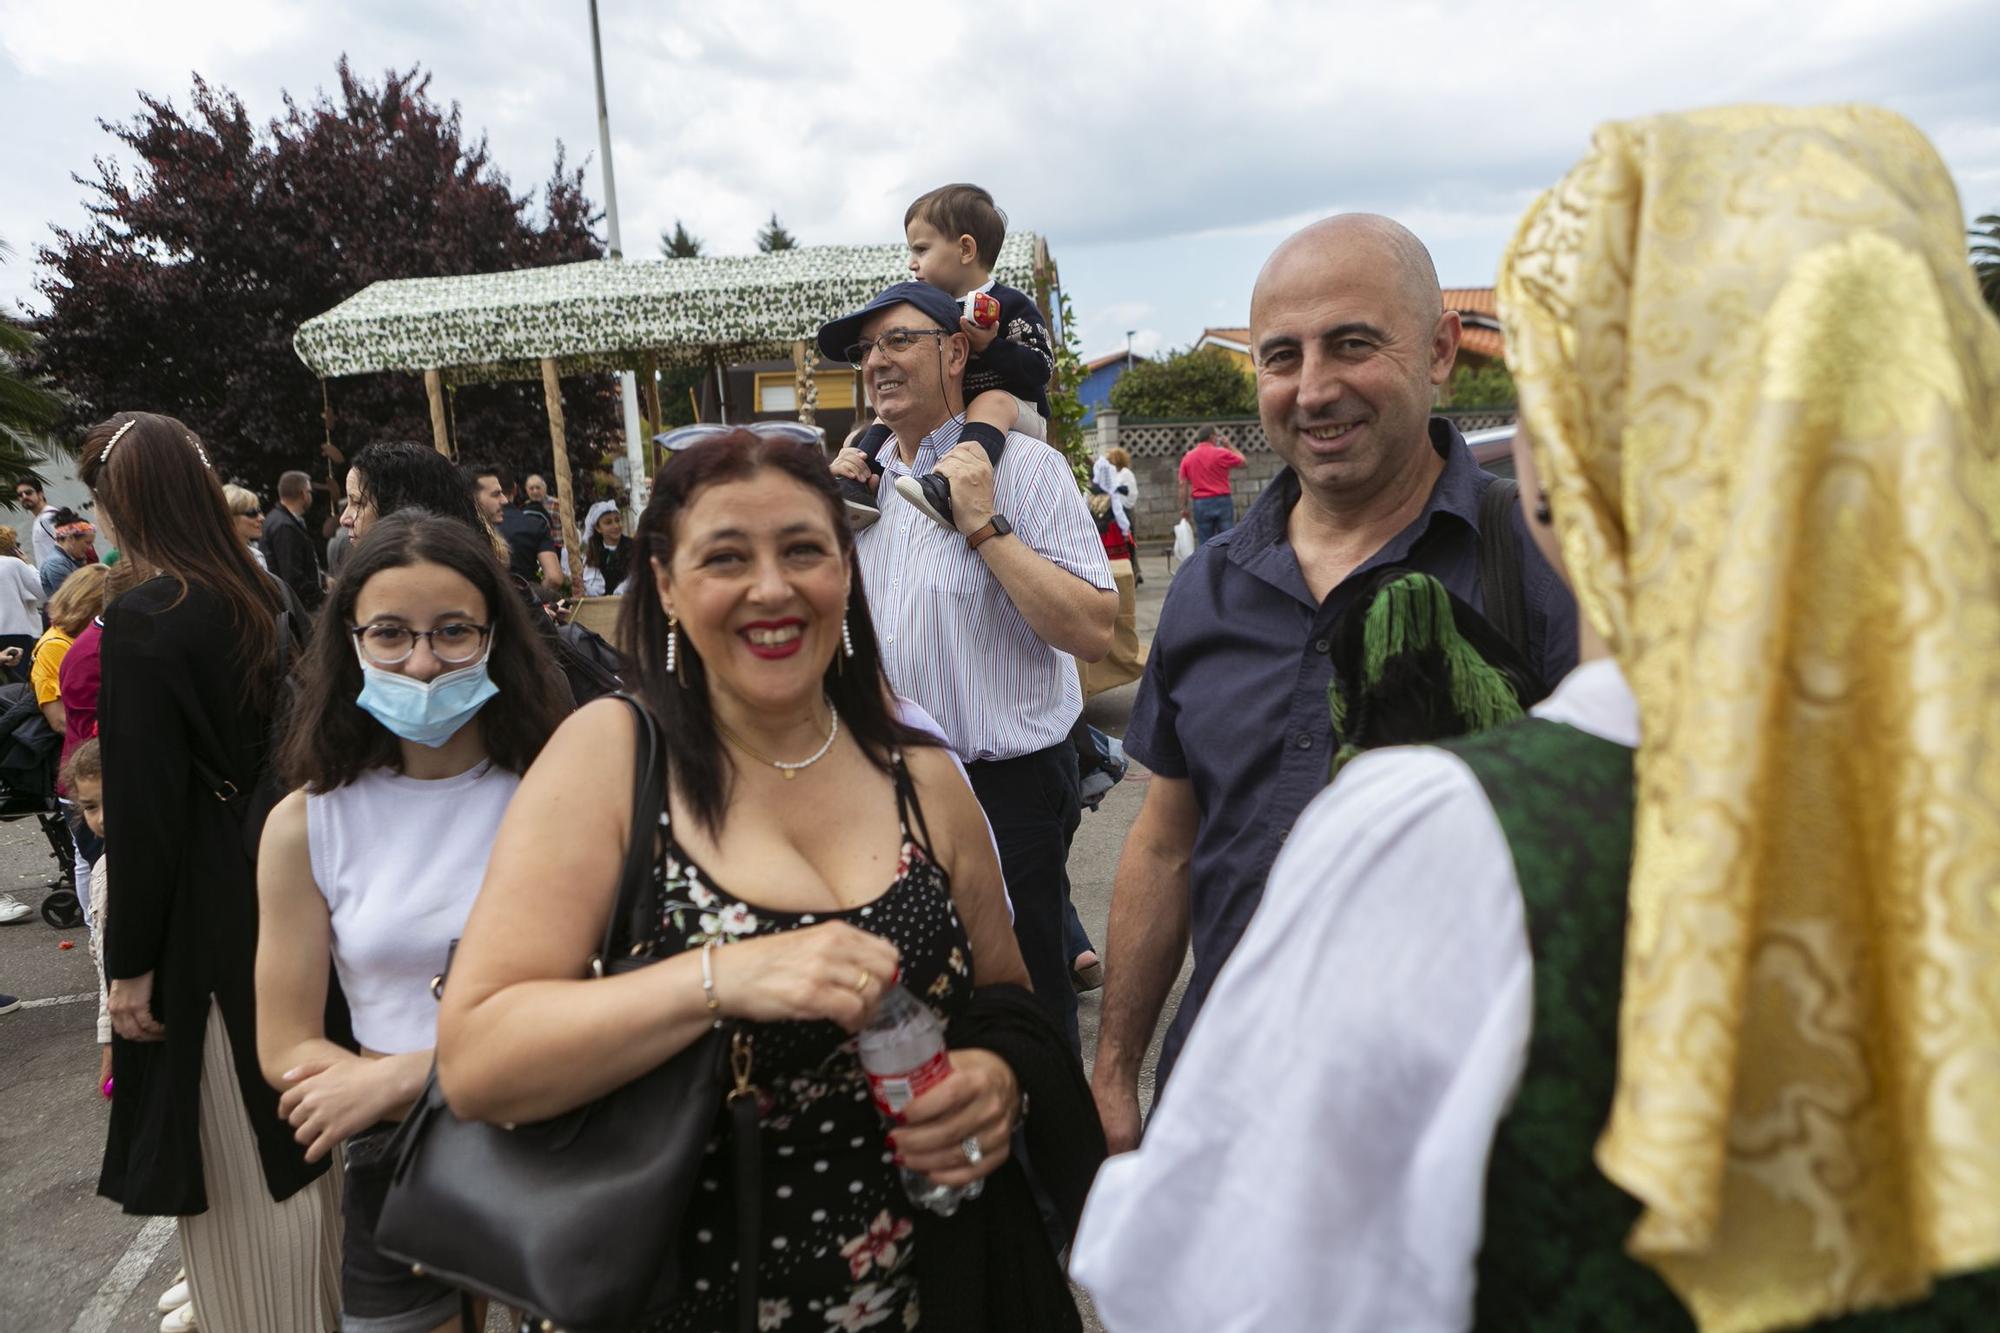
[31,628,73,706]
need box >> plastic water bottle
[857,981,983,1216]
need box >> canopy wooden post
[642,356,665,487]
[424,369,449,456]
[792,340,817,430]
[539,357,587,596]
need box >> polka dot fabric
[641,759,969,1332]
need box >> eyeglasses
[842,327,951,366]
[350,621,492,667]
[652,421,828,453]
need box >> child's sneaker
[893,473,955,531]
[0,994,20,1016]
[839,477,881,532]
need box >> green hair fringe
[1327,571,1525,781]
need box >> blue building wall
[1078,360,1128,424]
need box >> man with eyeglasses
[818,280,1117,1048]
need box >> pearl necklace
[717,698,840,780]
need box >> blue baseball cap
[816,281,964,362]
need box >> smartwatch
[967,514,1012,551]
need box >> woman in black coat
[86,412,341,1332]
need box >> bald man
[1091,214,1578,1151]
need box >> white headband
[97,418,211,470]
[99,419,136,462]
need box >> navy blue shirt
[1125,417,1578,1087]
[497,504,558,584]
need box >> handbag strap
[731,1083,761,1333]
[607,693,763,1333]
[597,693,666,971]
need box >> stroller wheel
[41,889,82,929]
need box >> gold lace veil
[1498,105,2000,1331]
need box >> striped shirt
[858,415,1115,762]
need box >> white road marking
[68,1215,175,1333]
[18,991,95,1009]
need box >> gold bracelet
[700,940,723,1027]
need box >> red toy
[963,291,1000,330]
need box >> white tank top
[306,760,520,1054]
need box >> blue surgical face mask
[354,638,500,748]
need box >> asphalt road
[0,554,1188,1333]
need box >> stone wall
[1092,410,1516,540]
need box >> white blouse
[0,557,44,638]
[1072,659,1640,1333]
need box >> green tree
[1107,345,1256,420]
[660,219,704,258]
[756,213,798,253]
[0,238,72,488]
[31,60,615,488]
[1044,288,1091,486]
[1973,212,2000,320]
[1444,361,1517,409]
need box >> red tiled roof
[1199,327,1252,349]
[1085,350,1130,372]
[1459,326,1505,360]
[1441,288,1497,317]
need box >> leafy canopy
[1444,361,1517,409]
[1107,345,1256,420]
[31,59,618,497]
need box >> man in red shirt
[1178,426,1247,545]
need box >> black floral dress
[645,758,972,1333]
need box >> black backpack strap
[1477,479,1531,664]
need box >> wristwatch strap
[967,515,1011,551]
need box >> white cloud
[3,0,1996,359]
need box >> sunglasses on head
[652,421,827,453]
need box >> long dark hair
[350,442,484,533]
[77,412,284,702]
[619,431,934,834]
[280,511,569,791]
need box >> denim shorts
[340,1124,465,1333]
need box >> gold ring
[853,969,871,996]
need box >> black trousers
[966,740,1082,1052]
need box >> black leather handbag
[374,695,761,1333]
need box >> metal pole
[590,0,650,515]
[1125,329,1135,372]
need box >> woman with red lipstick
[437,428,1104,1331]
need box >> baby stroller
[0,680,80,927]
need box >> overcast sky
[3,0,1996,364]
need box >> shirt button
[1295,732,1313,749]
[886,635,895,645]
[1314,638,1330,654]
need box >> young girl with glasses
[254,511,569,1333]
